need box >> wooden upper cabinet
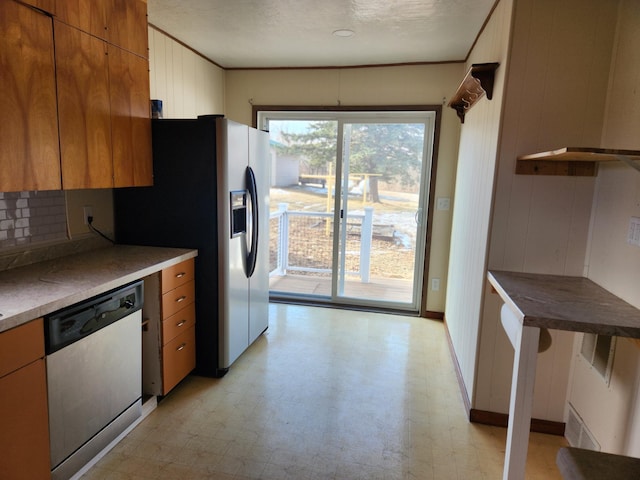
[0,1,61,192]
[55,0,109,40]
[109,45,153,187]
[108,0,149,58]
[21,0,56,14]
[55,0,148,57]
[55,21,114,189]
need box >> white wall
[225,65,463,313]
[567,0,640,454]
[475,0,618,421]
[445,0,513,403]
[148,26,225,118]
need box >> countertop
[0,244,197,333]
[488,270,640,338]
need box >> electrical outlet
[436,197,450,210]
[83,205,93,225]
[431,278,440,291]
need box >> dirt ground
[269,185,418,280]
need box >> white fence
[269,203,374,283]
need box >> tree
[346,123,424,202]
[278,121,424,203]
[278,121,337,175]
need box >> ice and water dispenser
[230,190,247,237]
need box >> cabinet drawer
[161,259,195,293]
[0,319,44,378]
[162,326,196,395]
[162,302,196,345]
[162,280,195,319]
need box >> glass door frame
[256,106,441,316]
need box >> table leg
[501,307,540,480]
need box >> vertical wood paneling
[445,0,512,402]
[471,0,619,420]
[147,27,224,119]
[181,49,197,117]
[170,42,184,117]
[153,29,170,111]
[147,28,156,97]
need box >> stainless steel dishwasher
[45,280,144,480]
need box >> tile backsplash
[0,191,68,249]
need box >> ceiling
[147,0,496,69]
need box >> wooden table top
[488,270,640,338]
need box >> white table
[487,270,640,480]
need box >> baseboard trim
[424,310,444,320]
[443,317,565,437]
[470,409,565,436]
[443,315,472,415]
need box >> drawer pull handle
[175,272,186,278]
[176,295,187,303]
[177,343,187,351]
[176,319,187,327]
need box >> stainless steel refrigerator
[114,115,269,377]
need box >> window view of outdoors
[267,118,428,308]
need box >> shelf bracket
[448,62,499,123]
[616,155,640,173]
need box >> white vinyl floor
[81,303,565,479]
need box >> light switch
[628,217,640,246]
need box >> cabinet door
[55,21,114,189]
[0,360,51,480]
[55,0,108,40]
[108,0,148,58]
[0,319,44,378]
[0,0,60,192]
[22,0,56,14]
[109,45,153,187]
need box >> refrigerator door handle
[245,166,259,278]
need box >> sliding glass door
[260,110,435,312]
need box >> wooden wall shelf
[448,62,499,123]
[516,147,640,177]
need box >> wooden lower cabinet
[142,258,196,396]
[142,259,196,396]
[160,260,196,395]
[162,325,196,395]
[0,320,50,480]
